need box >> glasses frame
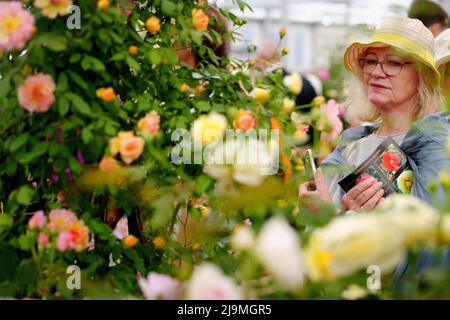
[358,55,413,77]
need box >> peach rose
[17,73,56,113]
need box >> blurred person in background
[299,17,449,210]
[252,40,319,106]
[434,28,450,97]
[408,0,449,37]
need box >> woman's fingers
[361,189,384,210]
[355,181,383,205]
[346,177,377,199]
[299,181,314,196]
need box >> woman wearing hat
[300,17,450,211]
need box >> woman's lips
[370,83,388,89]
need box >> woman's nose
[371,62,387,77]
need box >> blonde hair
[344,49,444,124]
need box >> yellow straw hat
[344,17,440,85]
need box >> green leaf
[147,50,162,65]
[19,142,48,164]
[9,133,29,152]
[43,36,68,52]
[66,93,92,115]
[18,234,31,251]
[68,156,82,174]
[67,71,89,91]
[0,215,13,236]
[161,0,177,16]
[69,53,82,63]
[194,101,210,112]
[16,185,35,205]
[126,56,141,72]
[56,73,69,93]
[82,127,93,144]
[58,96,70,116]
[190,30,203,46]
[90,56,106,72]
[110,52,126,62]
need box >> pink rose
[56,232,71,252]
[38,233,49,246]
[0,2,35,51]
[319,99,343,142]
[17,73,56,113]
[28,210,46,230]
[138,272,181,300]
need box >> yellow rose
[439,215,450,244]
[191,112,227,145]
[279,27,287,39]
[379,194,440,246]
[282,98,295,113]
[313,96,325,107]
[283,72,303,95]
[305,214,405,281]
[250,87,271,103]
[192,8,209,31]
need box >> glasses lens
[384,57,404,76]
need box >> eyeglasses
[358,54,413,76]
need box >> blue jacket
[320,111,450,205]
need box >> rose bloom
[250,87,270,103]
[382,151,401,172]
[17,73,56,113]
[256,216,306,290]
[0,1,35,51]
[138,111,160,137]
[56,232,71,252]
[99,155,119,172]
[191,112,227,145]
[34,0,72,19]
[109,131,134,156]
[28,210,46,230]
[119,135,145,164]
[96,87,116,102]
[38,233,49,246]
[138,272,181,300]
[66,220,90,252]
[283,72,303,95]
[233,110,256,131]
[319,99,343,142]
[146,16,161,34]
[186,263,242,300]
[192,8,209,31]
[48,208,77,233]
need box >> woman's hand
[341,177,385,211]
[299,168,332,202]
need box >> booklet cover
[338,136,414,196]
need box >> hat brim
[344,40,441,85]
[436,53,450,70]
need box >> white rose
[256,216,306,290]
[231,226,255,251]
[186,263,242,300]
[204,138,275,187]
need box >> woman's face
[361,47,419,111]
